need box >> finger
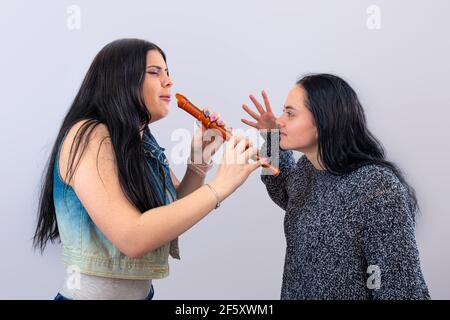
[245,138,253,150]
[224,135,243,164]
[204,128,223,144]
[223,135,237,160]
[195,121,207,138]
[203,143,218,162]
[242,104,260,121]
[241,118,258,128]
[249,94,265,114]
[204,135,225,157]
[235,137,250,154]
[261,90,273,113]
[215,135,226,150]
[241,146,258,163]
[228,134,243,150]
[248,157,268,173]
[208,131,226,147]
[197,126,205,138]
[249,151,261,162]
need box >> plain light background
[1,0,449,299]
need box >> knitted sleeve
[359,187,430,300]
[259,130,296,210]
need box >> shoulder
[70,119,110,143]
[345,164,413,213]
[64,119,112,155]
[350,164,405,195]
[295,154,312,170]
[283,154,314,187]
[334,163,407,206]
[59,119,114,185]
[292,154,316,178]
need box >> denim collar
[142,127,169,166]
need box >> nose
[276,116,284,128]
[162,74,173,88]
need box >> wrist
[187,157,213,177]
[207,178,230,203]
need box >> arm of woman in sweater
[241,91,296,210]
[259,130,296,210]
[359,186,430,300]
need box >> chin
[157,107,169,118]
[149,113,165,123]
[280,141,289,150]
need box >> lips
[160,95,171,102]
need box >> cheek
[142,82,158,109]
[288,121,317,145]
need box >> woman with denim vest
[33,39,266,300]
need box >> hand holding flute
[176,93,280,177]
[176,93,279,205]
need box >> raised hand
[241,90,278,130]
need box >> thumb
[194,122,206,139]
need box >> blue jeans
[54,284,155,300]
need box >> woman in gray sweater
[241,74,430,300]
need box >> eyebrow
[146,65,168,71]
[283,105,297,111]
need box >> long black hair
[33,38,167,252]
[297,73,418,211]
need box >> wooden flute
[175,93,280,177]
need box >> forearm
[127,181,224,258]
[176,166,206,199]
[260,130,295,209]
[261,153,292,210]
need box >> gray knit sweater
[260,135,430,300]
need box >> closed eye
[146,65,169,77]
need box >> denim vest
[53,126,180,280]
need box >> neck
[302,147,325,171]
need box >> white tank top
[58,270,153,300]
